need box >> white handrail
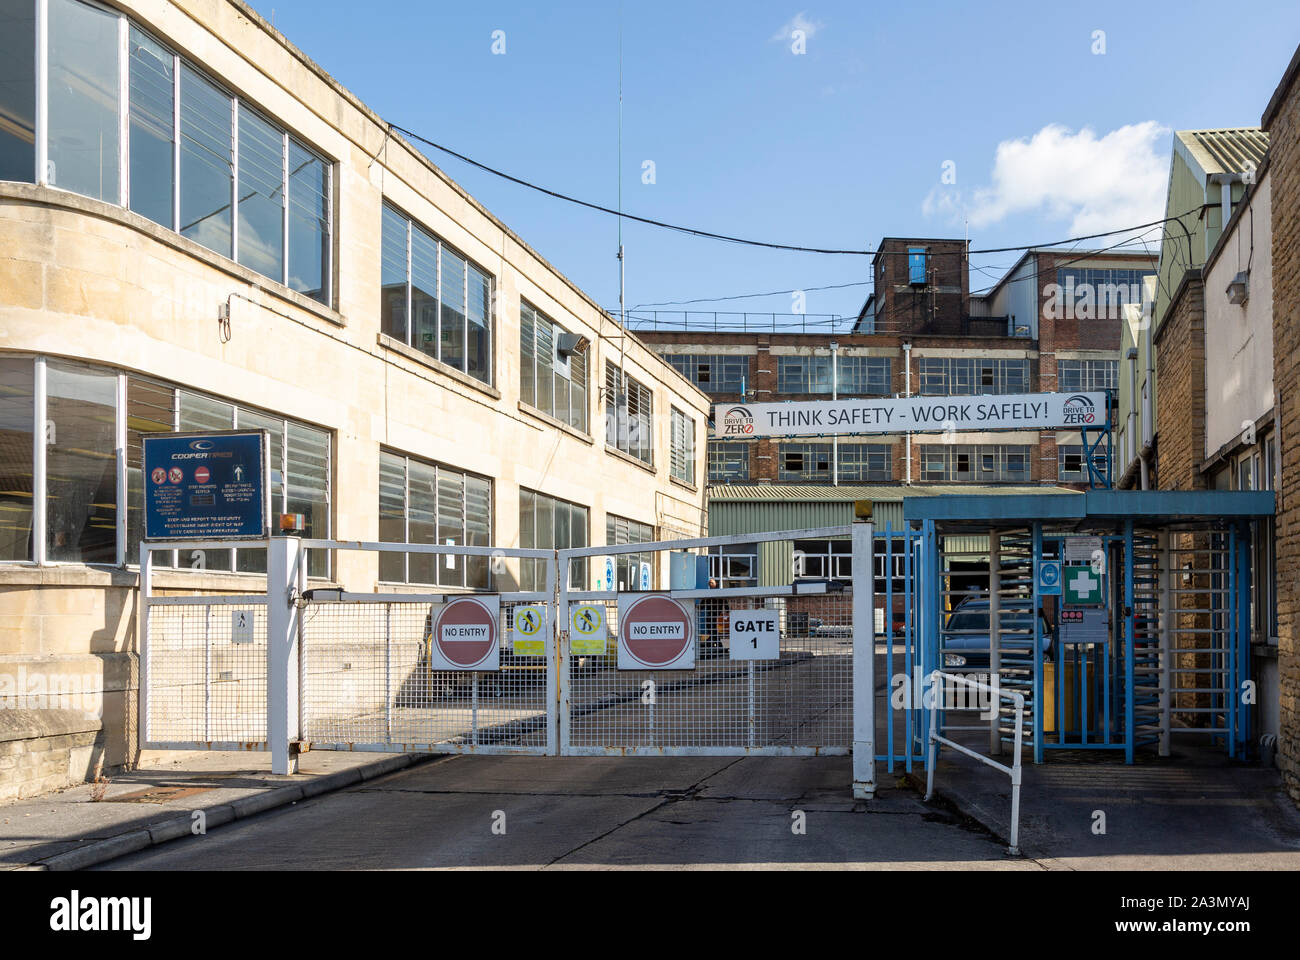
[924,670,1024,856]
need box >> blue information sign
[1037,559,1062,596]
[142,431,267,540]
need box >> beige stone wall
[0,0,708,778]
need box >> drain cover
[105,785,214,804]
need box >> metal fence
[139,540,270,750]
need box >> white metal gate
[141,527,878,796]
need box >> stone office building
[0,0,708,798]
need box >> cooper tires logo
[721,405,755,435]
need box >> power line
[388,122,1206,260]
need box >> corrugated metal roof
[706,484,1076,502]
[1176,128,1269,177]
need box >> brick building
[1262,43,1300,802]
[638,239,1156,492]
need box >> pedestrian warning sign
[570,604,607,656]
[512,604,546,656]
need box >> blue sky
[250,0,1300,321]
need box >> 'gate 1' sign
[729,608,779,661]
[430,596,501,671]
[617,594,696,670]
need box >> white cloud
[771,12,823,43]
[923,121,1171,238]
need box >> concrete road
[95,756,1035,870]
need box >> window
[45,361,117,563]
[605,362,653,465]
[378,450,492,589]
[670,408,695,484]
[1058,359,1118,392]
[606,514,654,591]
[48,0,120,202]
[708,442,750,484]
[0,356,331,574]
[520,301,588,432]
[779,442,892,482]
[779,443,830,481]
[0,0,35,182]
[179,65,233,257]
[917,357,1029,396]
[777,356,891,396]
[908,247,927,285]
[237,104,285,282]
[1057,444,1107,482]
[128,27,174,228]
[708,547,757,584]
[837,444,893,482]
[793,539,852,580]
[11,4,333,301]
[519,489,587,591]
[380,203,493,384]
[659,353,748,394]
[921,444,1031,482]
[0,356,35,560]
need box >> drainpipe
[1141,304,1154,490]
[831,340,839,486]
[903,342,913,483]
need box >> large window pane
[465,474,491,589]
[236,105,284,281]
[440,247,466,371]
[410,226,438,360]
[45,361,116,563]
[377,450,406,583]
[0,0,36,183]
[287,140,328,303]
[128,27,174,228]
[535,317,553,416]
[437,469,464,588]
[380,204,407,342]
[180,66,232,257]
[519,489,536,591]
[177,391,231,569]
[0,357,34,560]
[286,421,328,577]
[466,264,490,383]
[47,0,120,202]
[407,459,437,585]
[125,376,173,567]
[519,302,535,407]
[234,408,283,574]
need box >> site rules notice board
[142,431,269,541]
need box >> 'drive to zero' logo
[721,406,755,436]
[1062,395,1097,426]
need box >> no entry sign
[429,596,500,671]
[617,594,696,670]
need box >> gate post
[268,536,302,775]
[852,517,876,799]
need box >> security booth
[902,489,1275,765]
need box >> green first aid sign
[1063,566,1104,605]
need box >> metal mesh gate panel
[566,592,854,754]
[144,601,268,745]
[301,599,550,753]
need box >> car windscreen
[946,610,1034,632]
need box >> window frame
[377,448,493,590]
[669,406,695,484]
[3,353,332,575]
[23,1,334,303]
[380,201,494,386]
[520,299,587,432]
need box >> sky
[248,0,1300,323]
